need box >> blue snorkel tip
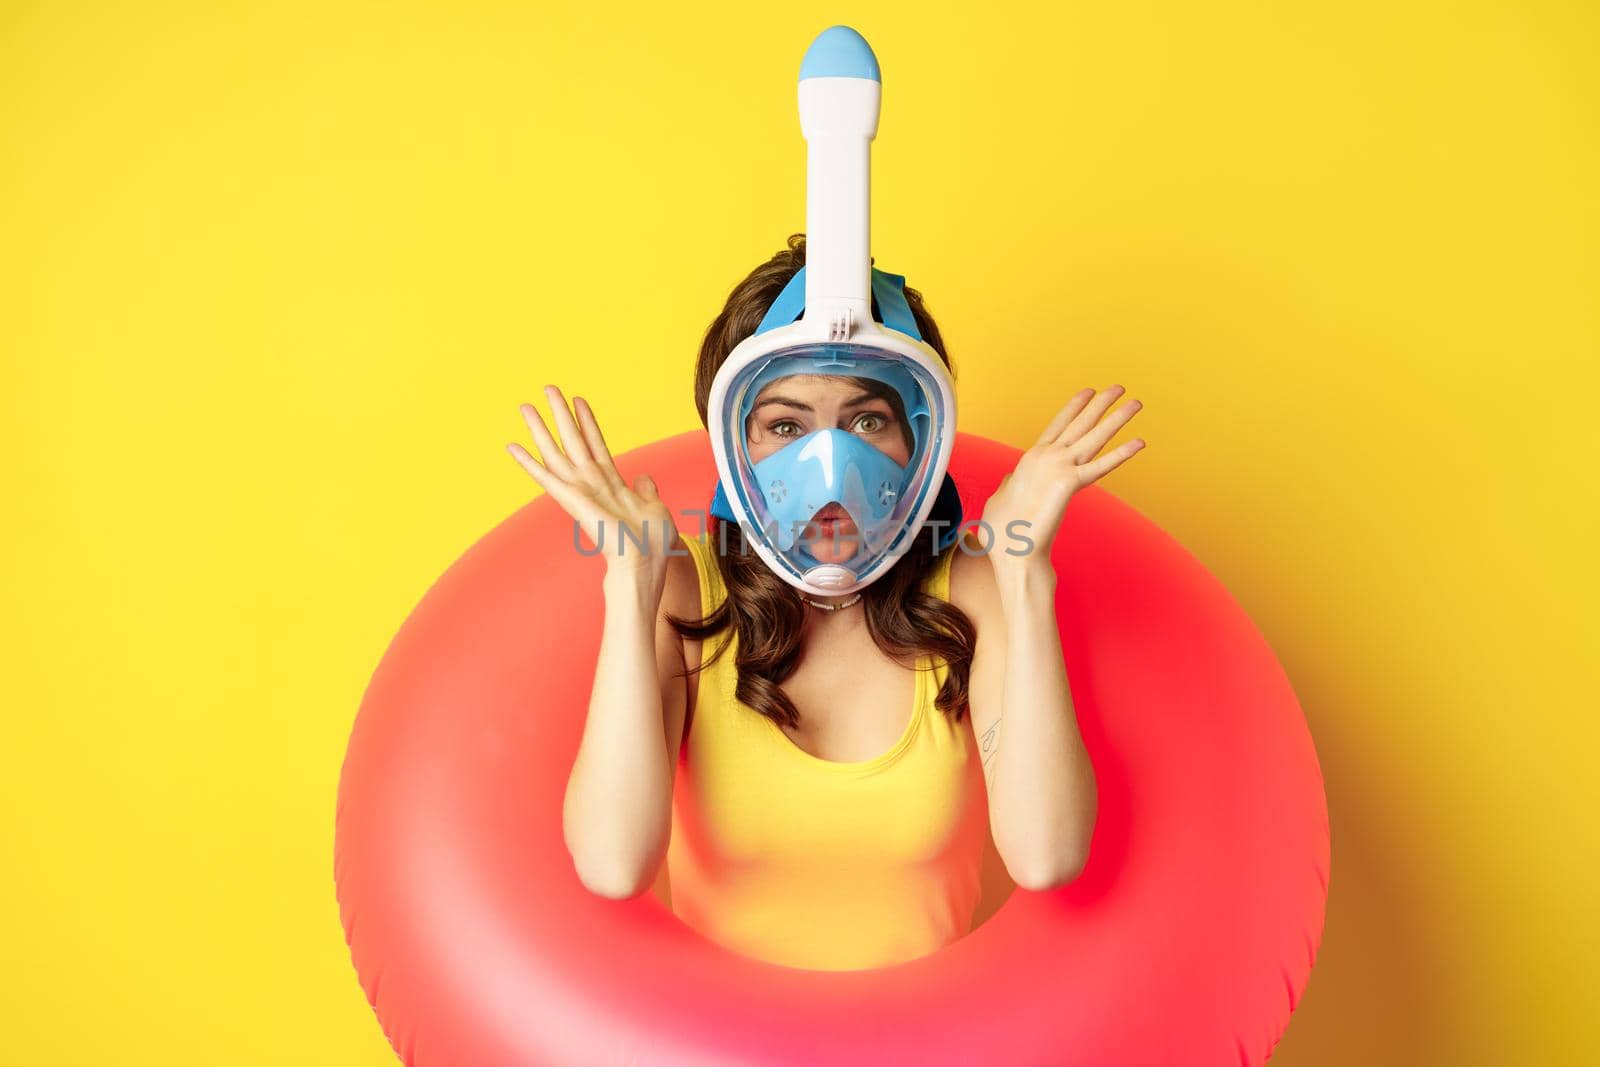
[799,26,880,83]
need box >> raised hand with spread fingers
[980,384,1146,575]
[506,385,679,600]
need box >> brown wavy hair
[668,233,976,731]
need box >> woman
[507,235,1145,970]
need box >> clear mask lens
[715,343,951,589]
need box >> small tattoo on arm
[980,718,1001,785]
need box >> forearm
[562,570,673,898]
[988,563,1097,889]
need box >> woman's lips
[804,503,860,559]
[809,503,853,529]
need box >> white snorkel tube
[797,30,878,342]
[706,26,960,596]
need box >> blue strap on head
[711,267,964,553]
[754,266,924,341]
[869,269,924,342]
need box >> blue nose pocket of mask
[748,428,906,552]
[709,466,964,553]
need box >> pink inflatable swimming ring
[334,429,1329,1066]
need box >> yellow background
[3,2,1595,1063]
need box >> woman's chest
[775,637,921,763]
[674,637,986,870]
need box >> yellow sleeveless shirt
[666,532,989,971]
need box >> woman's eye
[852,412,887,434]
[770,420,802,438]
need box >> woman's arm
[505,385,690,899]
[955,543,1095,892]
[961,385,1145,891]
[562,548,696,899]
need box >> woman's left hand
[979,385,1146,573]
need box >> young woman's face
[744,375,912,566]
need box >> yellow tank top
[667,532,989,971]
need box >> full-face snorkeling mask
[707,26,963,597]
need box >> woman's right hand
[506,385,677,593]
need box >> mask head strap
[755,266,924,341]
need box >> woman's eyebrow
[751,395,812,412]
[750,391,888,413]
[840,391,886,409]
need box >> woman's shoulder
[658,531,701,622]
[945,529,1003,623]
[917,537,960,601]
[671,526,723,615]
